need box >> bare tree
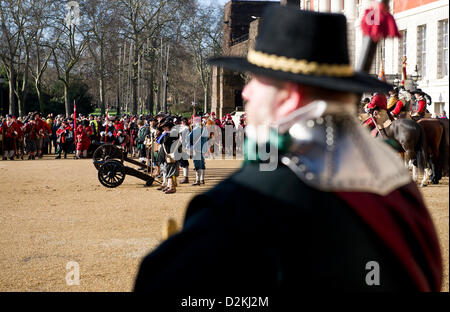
[0,0,223,117]
[184,1,223,113]
[28,0,60,113]
[0,0,25,115]
[85,0,120,116]
[116,0,192,115]
[52,1,89,117]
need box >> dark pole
[163,45,170,114]
[0,79,3,116]
[355,0,391,106]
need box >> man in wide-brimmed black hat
[411,89,428,119]
[135,6,442,293]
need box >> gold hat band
[247,49,355,77]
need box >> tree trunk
[99,45,106,116]
[8,64,17,115]
[148,71,154,115]
[36,79,44,114]
[18,81,28,117]
[162,73,167,114]
[17,93,25,117]
[99,75,105,115]
[131,40,139,115]
[18,49,30,116]
[64,72,71,117]
[156,78,160,113]
[203,87,208,114]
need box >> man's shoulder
[184,162,337,222]
[202,163,306,200]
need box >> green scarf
[244,129,291,164]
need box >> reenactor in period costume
[136,119,150,164]
[411,90,428,119]
[390,89,411,119]
[365,92,391,136]
[13,116,25,159]
[75,120,93,159]
[100,118,115,144]
[135,6,442,294]
[156,121,180,194]
[177,118,191,184]
[55,120,74,159]
[88,115,99,143]
[34,113,51,158]
[1,115,21,160]
[128,117,139,157]
[187,116,208,185]
[23,117,40,160]
[387,88,398,112]
[210,112,222,129]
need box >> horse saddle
[359,113,371,123]
[376,110,390,130]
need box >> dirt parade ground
[0,156,448,292]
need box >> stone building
[299,0,449,115]
[210,1,280,119]
[212,0,449,116]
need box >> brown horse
[417,118,449,184]
[384,119,428,183]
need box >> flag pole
[356,0,400,105]
[73,100,77,144]
[105,106,109,144]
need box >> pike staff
[73,100,77,144]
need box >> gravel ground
[0,156,447,292]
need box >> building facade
[212,0,449,116]
[299,0,449,115]
[211,1,276,119]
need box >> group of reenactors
[0,113,52,160]
[361,86,446,136]
[0,109,247,196]
[134,111,247,194]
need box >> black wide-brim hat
[208,6,392,94]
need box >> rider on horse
[411,90,428,120]
[365,92,391,136]
[390,89,411,119]
[387,88,399,112]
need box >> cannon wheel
[98,160,126,188]
[93,144,124,170]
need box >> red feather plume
[361,3,401,42]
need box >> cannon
[93,144,159,188]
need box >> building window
[417,25,427,77]
[398,30,407,74]
[438,19,449,78]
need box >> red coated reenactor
[55,120,74,159]
[13,116,25,159]
[364,92,390,136]
[113,117,124,133]
[75,120,93,159]
[34,113,51,158]
[23,117,40,160]
[1,115,22,160]
[210,112,222,129]
[412,90,427,118]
